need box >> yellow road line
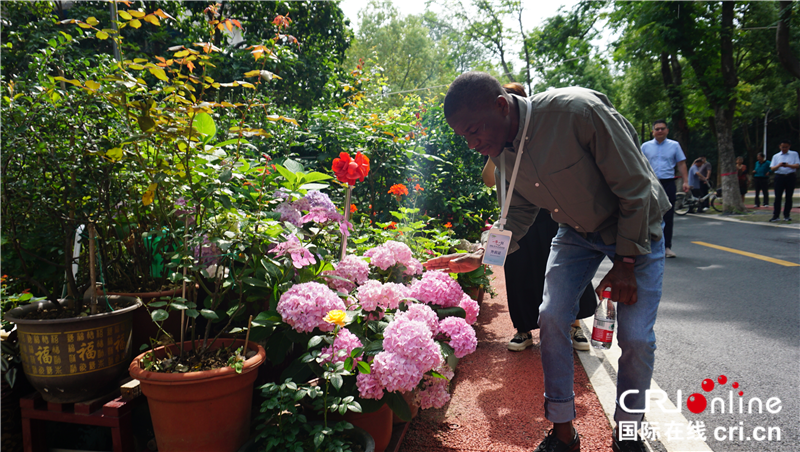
[692,241,800,267]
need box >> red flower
[414,184,424,192]
[332,152,370,186]
[388,184,409,196]
[350,204,357,213]
[383,222,397,230]
[444,222,452,228]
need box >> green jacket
[491,88,671,257]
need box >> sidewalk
[401,271,613,451]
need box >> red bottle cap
[602,288,612,299]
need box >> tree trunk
[777,1,800,79]
[660,52,690,152]
[715,107,744,212]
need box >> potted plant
[255,236,482,452]
[41,5,327,451]
[1,25,147,402]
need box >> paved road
[651,215,800,451]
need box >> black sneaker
[612,436,647,452]
[570,326,590,351]
[784,218,792,222]
[507,330,533,351]
[533,429,580,452]
[769,217,781,223]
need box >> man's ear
[495,95,509,116]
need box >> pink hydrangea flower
[403,258,423,276]
[459,293,480,325]
[408,271,465,308]
[438,317,477,358]
[384,241,413,264]
[321,329,363,364]
[417,361,455,409]
[383,317,440,373]
[417,377,451,409]
[396,303,439,335]
[276,202,303,227]
[271,235,316,269]
[356,281,410,311]
[364,241,419,274]
[323,255,370,293]
[372,351,423,393]
[277,282,346,333]
[356,371,384,400]
[364,245,395,270]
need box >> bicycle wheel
[675,193,690,215]
[710,195,722,212]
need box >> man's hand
[423,250,484,273]
[595,260,638,305]
[682,181,690,193]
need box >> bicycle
[674,183,722,215]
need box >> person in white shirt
[640,120,689,258]
[769,139,800,222]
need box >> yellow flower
[323,310,346,327]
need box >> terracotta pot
[129,338,266,452]
[4,296,141,403]
[341,403,393,452]
[107,288,184,352]
[392,389,420,424]
[466,287,485,305]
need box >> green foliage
[255,378,359,452]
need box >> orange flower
[332,152,370,186]
[415,184,424,191]
[444,222,452,228]
[388,184,409,196]
[383,222,397,230]
[350,204,357,213]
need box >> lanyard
[498,97,532,230]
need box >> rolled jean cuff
[613,402,645,425]
[543,394,576,423]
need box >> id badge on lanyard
[482,97,531,267]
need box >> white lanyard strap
[499,98,531,230]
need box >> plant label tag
[482,227,513,267]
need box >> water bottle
[591,288,616,349]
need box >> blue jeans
[539,226,665,426]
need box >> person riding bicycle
[688,159,708,213]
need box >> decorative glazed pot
[4,296,141,403]
[128,338,266,452]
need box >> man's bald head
[444,72,508,119]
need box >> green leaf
[149,67,168,81]
[193,112,216,139]
[242,276,267,288]
[219,168,232,182]
[137,115,155,132]
[356,360,371,374]
[186,309,199,318]
[330,374,343,391]
[308,335,323,348]
[200,309,219,320]
[148,301,168,308]
[284,158,304,173]
[96,30,109,40]
[151,309,169,321]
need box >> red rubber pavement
[401,271,614,451]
